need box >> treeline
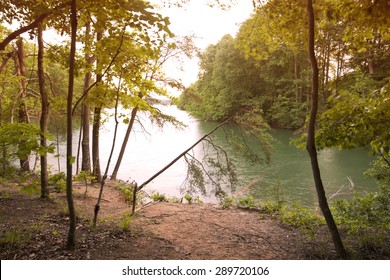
[177,0,389,130]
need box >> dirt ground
[0,180,337,260]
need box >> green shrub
[219,195,235,209]
[48,172,66,193]
[150,192,168,202]
[260,201,284,215]
[332,187,390,233]
[115,180,136,203]
[237,195,257,208]
[280,204,325,238]
[119,212,132,231]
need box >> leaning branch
[137,118,232,191]
[0,2,71,51]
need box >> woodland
[0,0,389,260]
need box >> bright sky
[8,0,254,92]
[154,0,254,88]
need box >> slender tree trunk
[111,105,138,180]
[66,0,77,250]
[92,30,102,183]
[37,23,49,198]
[15,37,30,172]
[92,106,102,182]
[81,20,92,174]
[94,78,122,226]
[81,102,91,172]
[306,0,347,259]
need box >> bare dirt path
[0,181,318,260]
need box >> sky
[154,0,254,88]
[7,0,254,92]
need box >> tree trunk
[306,0,348,259]
[81,20,92,174]
[66,0,77,250]
[15,37,30,172]
[111,105,138,180]
[37,23,49,199]
[91,30,102,183]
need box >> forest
[0,0,389,260]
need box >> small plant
[119,212,132,231]
[183,194,204,204]
[237,195,257,209]
[74,171,95,195]
[280,204,325,238]
[21,179,40,196]
[184,193,192,204]
[0,229,29,247]
[115,180,135,203]
[150,192,168,202]
[219,195,235,209]
[260,201,284,215]
[48,172,66,193]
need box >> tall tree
[37,22,49,198]
[306,0,347,259]
[66,0,77,250]
[14,37,30,172]
[80,20,93,174]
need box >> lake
[50,105,378,207]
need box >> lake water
[50,105,378,207]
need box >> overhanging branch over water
[137,117,232,191]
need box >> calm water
[50,105,377,207]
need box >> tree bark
[81,20,92,174]
[66,0,77,250]
[92,106,102,182]
[91,30,102,183]
[15,38,30,172]
[37,23,49,199]
[306,0,347,259]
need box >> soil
[0,179,346,260]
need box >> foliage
[0,229,30,248]
[150,192,168,202]
[183,193,203,205]
[365,157,390,186]
[20,179,41,196]
[0,123,53,163]
[48,172,66,193]
[280,204,325,238]
[118,212,132,231]
[73,171,95,195]
[115,180,146,205]
[218,195,234,209]
[317,78,390,153]
[332,186,390,251]
[236,195,257,209]
[332,187,390,234]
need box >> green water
[50,105,378,207]
[198,121,378,207]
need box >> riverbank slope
[0,180,372,259]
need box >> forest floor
[0,178,384,260]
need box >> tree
[306,0,347,259]
[66,0,77,250]
[14,37,31,172]
[37,22,49,198]
[110,35,196,180]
